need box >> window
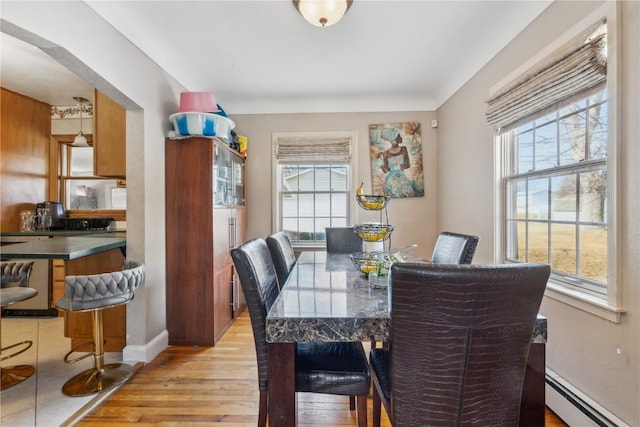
[273,132,355,246]
[504,89,608,293]
[52,136,126,220]
[489,14,622,320]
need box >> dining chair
[325,227,363,253]
[370,262,550,427]
[0,261,37,390]
[266,231,297,288]
[267,230,359,411]
[431,231,480,264]
[55,260,145,396]
[231,238,371,427]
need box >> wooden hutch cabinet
[165,136,246,346]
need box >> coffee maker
[36,201,66,229]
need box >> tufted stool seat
[56,260,145,396]
[1,261,37,390]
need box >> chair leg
[258,390,268,427]
[356,395,368,427]
[349,395,356,410]
[61,309,132,397]
[372,385,382,427]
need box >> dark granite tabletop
[266,251,547,344]
[0,236,126,260]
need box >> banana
[362,200,383,210]
[356,182,364,196]
[361,261,377,274]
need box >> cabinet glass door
[215,143,245,206]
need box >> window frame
[50,134,126,221]
[493,3,623,322]
[272,131,357,248]
[502,89,608,293]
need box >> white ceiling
[0,33,94,107]
[1,1,552,113]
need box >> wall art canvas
[369,122,424,198]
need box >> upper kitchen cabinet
[93,89,126,178]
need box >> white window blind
[275,136,351,162]
[486,20,607,131]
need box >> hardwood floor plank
[75,310,565,426]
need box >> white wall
[437,1,639,424]
[2,1,187,362]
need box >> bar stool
[0,261,37,390]
[55,260,145,396]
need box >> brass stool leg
[62,309,132,397]
[0,310,36,390]
[1,365,36,390]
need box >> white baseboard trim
[122,329,169,363]
[546,369,628,427]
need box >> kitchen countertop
[1,230,125,238]
[0,235,126,260]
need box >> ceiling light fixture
[72,96,90,147]
[293,0,353,27]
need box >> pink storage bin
[178,92,219,113]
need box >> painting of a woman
[369,122,424,198]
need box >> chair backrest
[57,260,145,311]
[388,262,549,426]
[230,238,280,391]
[266,231,297,288]
[325,227,363,253]
[1,261,35,288]
[431,231,480,264]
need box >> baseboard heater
[546,370,628,427]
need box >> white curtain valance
[275,136,352,162]
[486,20,607,132]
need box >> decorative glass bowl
[355,194,390,211]
[350,252,385,275]
[354,224,394,242]
[350,251,404,287]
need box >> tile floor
[1,316,125,426]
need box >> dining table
[265,251,547,427]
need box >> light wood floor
[76,311,567,426]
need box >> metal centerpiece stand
[351,193,397,288]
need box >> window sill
[291,243,325,252]
[545,281,625,323]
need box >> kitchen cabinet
[0,88,50,230]
[165,137,246,346]
[93,89,126,178]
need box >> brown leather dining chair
[267,230,360,411]
[266,231,297,288]
[231,238,371,427]
[370,262,550,427]
[431,231,480,264]
[325,227,364,253]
